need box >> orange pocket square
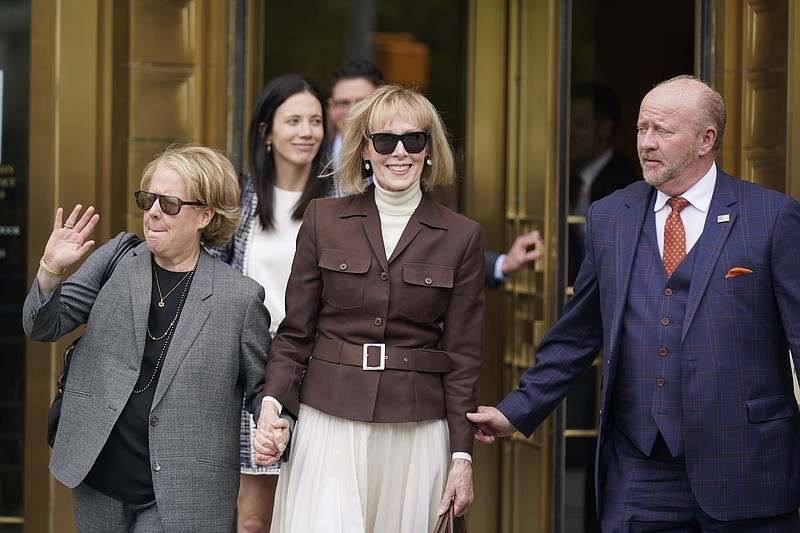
[725,267,753,279]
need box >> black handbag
[47,233,142,447]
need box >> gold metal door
[714,0,790,195]
[465,1,563,531]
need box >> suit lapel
[608,185,652,357]
[151,249,214,408]
[343,187,448,266]
[682,173,737,341]
[388,193,446,263]
[347,190,390,271]
[129,245,153,360]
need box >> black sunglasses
[134,190,205,216]
[368,131,429,155]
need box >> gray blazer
[23,232,271,531]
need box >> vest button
[374,317,383,326]
[664,288,673,296]
[661,317,670,326]
[659,347,668,356]
[656,378,665,387]
[150,416,159,426]
[152,461,162,471]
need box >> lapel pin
[717,214,730,223]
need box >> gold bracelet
[39,258,65,277]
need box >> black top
[85,261,193,504]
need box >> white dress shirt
[654,163,717,257]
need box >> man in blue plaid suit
[469,75,800,531]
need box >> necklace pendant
[158,300,165,308]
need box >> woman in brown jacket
[255,85,485,532]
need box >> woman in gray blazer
[254,85,485,532]
[24,145,271,532]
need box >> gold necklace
[147,318,176,341]
[146,260,197,340]
[154,267,193,307]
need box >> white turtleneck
[371,179,474,464]
[373,179,422,259]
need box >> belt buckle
[362,343,386,371]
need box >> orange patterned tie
[663,197,689,277]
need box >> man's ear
[697,126,717,157]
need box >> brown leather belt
[312,337,452,373]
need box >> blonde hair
[140,144,241,247]
[337,84,455,194]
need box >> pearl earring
[425,156,432,166]
[364,160,371,171]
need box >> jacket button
[374,317,383,326]
[661,317,670,326]
[339,263,347,271]
[380,272,388,280]
[424,277,432,285]
[152,461,162,471]
[659,347,668,356]
[150,416,159,426]
[656,378,665,387]
[664,288,673,296]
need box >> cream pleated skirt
[270,404,450,533]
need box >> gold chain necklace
[148,259,197,339]
[154,266,193,308]
[147,318,176,341]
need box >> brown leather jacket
[265,187,485,453]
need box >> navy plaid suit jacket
[498,169,800,520]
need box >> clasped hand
[252,401,290,467]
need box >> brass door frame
[465,1,563,531]
[713,0,789,194]
[791,0,800,198]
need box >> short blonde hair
[140,144,240,248]
[337,85,455,194]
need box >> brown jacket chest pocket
[319,249,372,310]
[399,263,454,323]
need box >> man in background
[326,59,385,197]
[569,82,640,284]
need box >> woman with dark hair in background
[209,73,330,532]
